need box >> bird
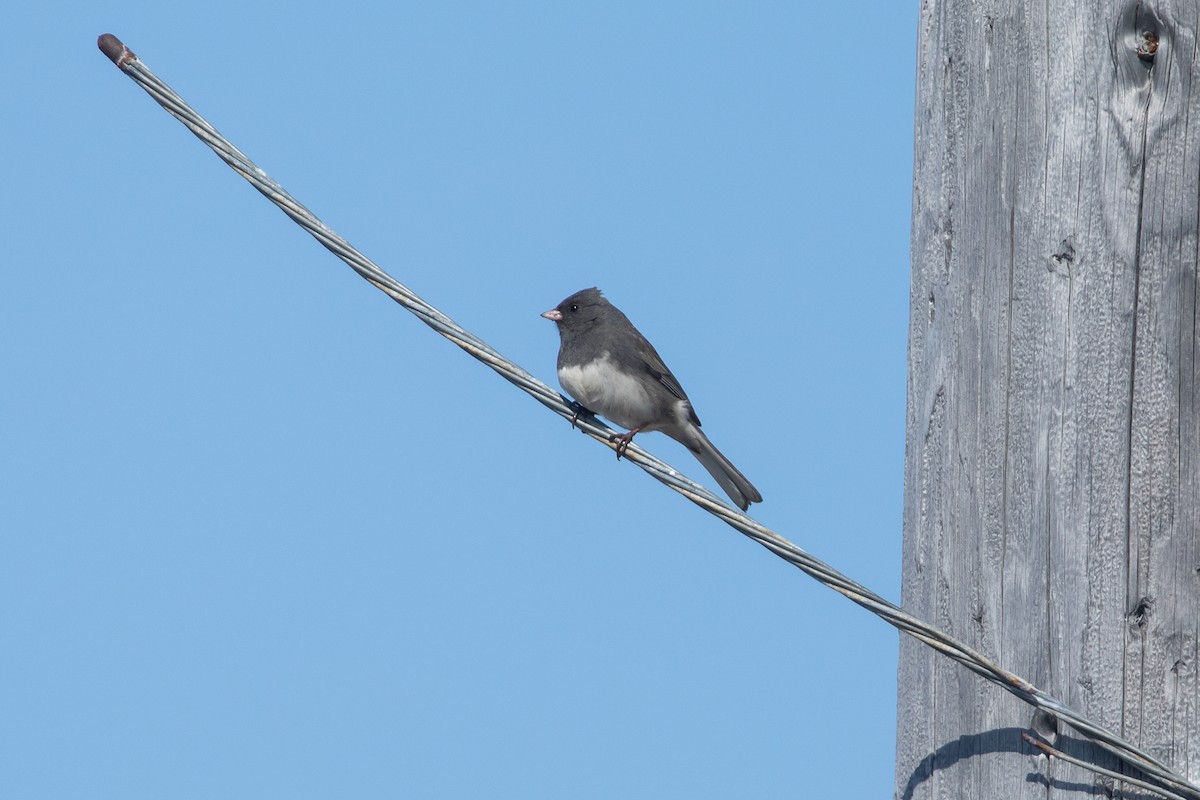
[541,287,762,510]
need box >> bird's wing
[631,331,702,427]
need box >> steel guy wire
[96,33,1200,800]
[1023,734,1192,800]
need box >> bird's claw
[609,430,636,460]
[567,400,590,430]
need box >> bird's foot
[567,400,592,430]
[609,429,639,460]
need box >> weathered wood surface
[898,1,1200,797]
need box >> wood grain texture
[898,1,1199,797]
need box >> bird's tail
[675,426,762,511]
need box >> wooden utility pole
[898,2,1199,797]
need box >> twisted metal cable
[96,34,1200,800]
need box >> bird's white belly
[559,354,658,431]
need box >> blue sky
[4,3,916,796]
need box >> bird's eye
[570,303,579,312]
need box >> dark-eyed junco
[542,287,762,510]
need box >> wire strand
[96,33,1200,800]
[1022,734,1191,800]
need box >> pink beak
[541,309,562,321]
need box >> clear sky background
[4,3,917,797]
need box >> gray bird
[542,287,762,510]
